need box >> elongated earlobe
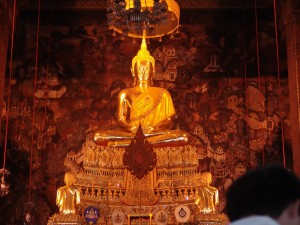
[131,68,136,86]
[150,66,154,85]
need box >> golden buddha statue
[94,37,189,147]
[195,172,219,214]
[56,171,80,214]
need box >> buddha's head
[64,171,76,186]
[131,38,155,85]
[201,172,213,186]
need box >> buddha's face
[136,60,152,82]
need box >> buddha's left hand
[142,126,157,133]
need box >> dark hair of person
[225,165,300,222]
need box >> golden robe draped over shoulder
[129,87,175,128]
[56,186,80,214]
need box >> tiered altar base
[56,136,228,225]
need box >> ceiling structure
[19,0,274,10]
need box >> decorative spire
[131,32,155,71]
[123,125,157,179]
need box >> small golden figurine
[56,171,80,214]
[195,172,219,214]
[94,35,188,147]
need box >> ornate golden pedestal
[47,213,83,225]
[128,213,153,225]
[60,135,228,225]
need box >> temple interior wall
[0,6,293,225]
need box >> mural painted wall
[0,9,290,224]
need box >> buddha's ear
[150,65,154,85]
[131,68,136,86]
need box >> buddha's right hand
[129,125,138,133]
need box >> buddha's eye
[138,65,149,74]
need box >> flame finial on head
[131,31,155,72]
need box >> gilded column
[284,2,300,175]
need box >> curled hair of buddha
[132,37,155,71]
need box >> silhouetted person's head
[225,165,300,225]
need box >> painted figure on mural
[195,172,219,213]
[94,37,189,147]
[56,171,80,214]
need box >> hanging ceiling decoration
[107,0,180,38]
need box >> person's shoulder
[229,216,279,225]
